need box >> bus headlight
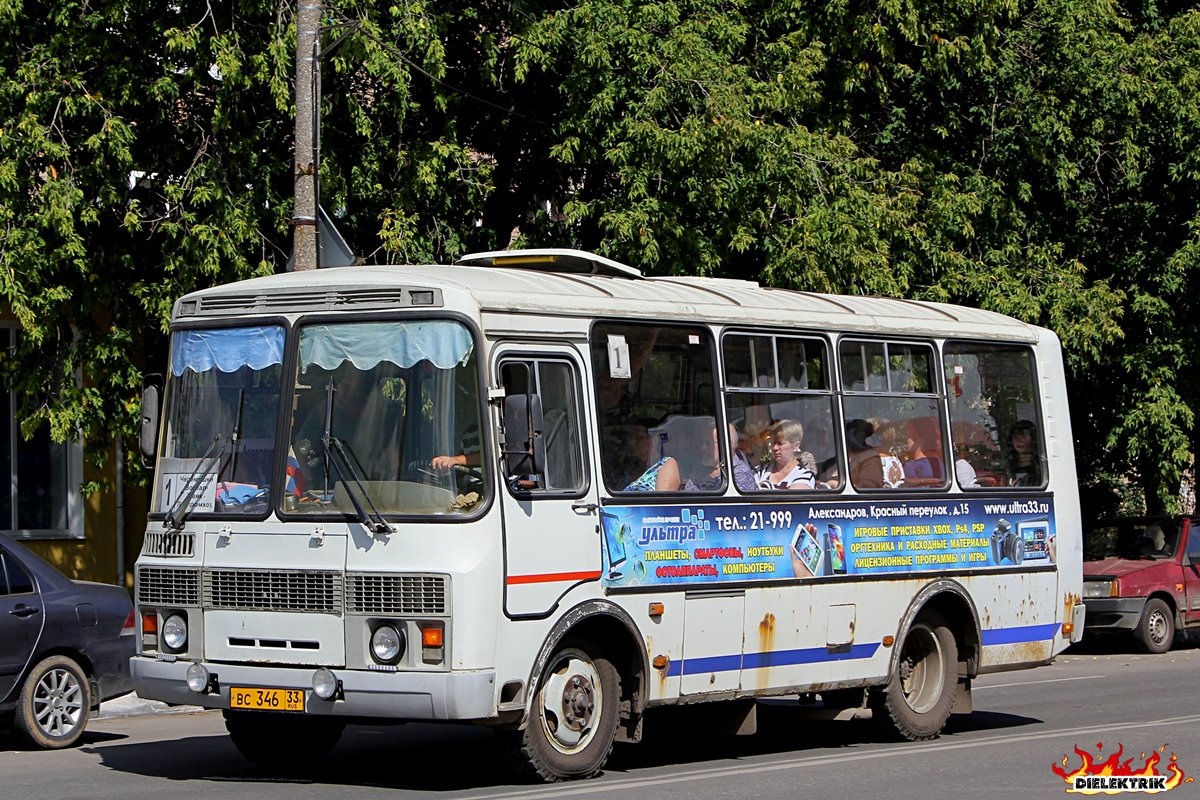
[312,667,340,700]
[186,663,210,693]
[162,613,188,650]
[371,625,405,664]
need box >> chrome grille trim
[136,566,201,606]
[141,530,196,558]
[347,573,449,615]
[203,569,343,614]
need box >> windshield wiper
[163,390,244,530]
[163,433,234,530]
[319,378,393,535]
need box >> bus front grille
[347,573,449,615]
[141,530,196,558]
[136,566,201,606]
[204,569,343,614]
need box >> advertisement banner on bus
[598,497,1055,587]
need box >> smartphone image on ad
[827,524,847,574]
[792,524,824,576]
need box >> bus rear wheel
[873,613,957,741]
[224,710,344,770]
[505,639,620,782]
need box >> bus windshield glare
[156,325,286,517]
[286,319,486,517]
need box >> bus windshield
[286,319,486,517]
[156,325,286,517]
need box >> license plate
[229,686,306,712]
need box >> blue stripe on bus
[662,623,1059,679]
[980,622,1060,646]
[667,643,881,677]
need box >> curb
[97,693,205,721]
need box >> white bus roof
[173,249,1042,342]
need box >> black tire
[504,639,620,782]
[1135,598,1174,654]
[873,614,957,741]
[14,655,91,749]
[224,710,345,769]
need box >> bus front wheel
[505,639,620,782]
[873,613,957,741]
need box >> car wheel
[14,655,92,749]
[872,612,957,741]
[223,710,344,770]
[1135,598,1174,654]
[502,638,620,782]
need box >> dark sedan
[0,533,135,748]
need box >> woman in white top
[754,420,816,490]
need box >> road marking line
[465,713,1200,800]
[975,674,1106,690]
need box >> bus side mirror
[139,384,160,465]
[502,394,545,482]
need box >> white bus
[132,249,1084,781]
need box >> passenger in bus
[753,420,816,490]
[955,458,980,488]
[624,418,721,492]
[900,419,944,483]
[845,419,885,489]
[869,418,906,488]
[728,423,756,492]
[1007,420,1041,486]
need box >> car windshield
[286,319,486,517]
[155,325,285,516]
[1084,520,1180,561]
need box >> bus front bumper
[131,656,497,721]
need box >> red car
[1082,516,1200,653]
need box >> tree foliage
[1,0,1198,514]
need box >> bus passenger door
[495,349,601,617]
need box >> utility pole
[292,1,321,271]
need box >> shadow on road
[87,699,1043,791]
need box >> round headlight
[371,625,405,664]
[312,667,339,700]
[162,613,188,650]
[185,662,210,693]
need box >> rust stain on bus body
[756,612,776,690]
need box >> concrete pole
[292,1,321,271]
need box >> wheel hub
[561,674,595,730]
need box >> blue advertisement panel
[599,497,1055,588]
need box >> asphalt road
[3,640,1198,800]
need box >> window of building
[1,327,84,539]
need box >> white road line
[975,674,1107,690]
[465,714,1200,800]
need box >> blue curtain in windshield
[171,327,286,376]
[300,321,474,372]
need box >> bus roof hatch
[454,249,643,279]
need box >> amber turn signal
[648,602,665,618]
[421,626,444,648]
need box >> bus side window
[499,359,586,493]
[943,343,1043,489]
[839,339,948,491]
